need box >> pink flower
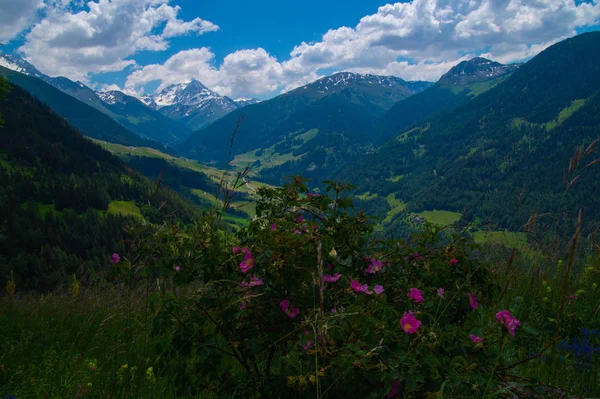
[303,340,314,350]
[308,192,321,197]
[450,258,459,265]
[386,379,402,398]
[351,279,372,295]
[469,334,484,343]
[411,252,423,260]
[280,299,300,319]
[297,215,304,223]
[293,230,302,235]
[322,273,341,283]
[468,293,478,310]
[240,275,263,287]
[240,301,247,310]
[330,308,337,313]
[407,288,424,304]
[270,224,277,231]
[496,310,520,337]
[111,253,120,264]
[239,248,254,273]
[366,258,383,274]
[374,285,385,295]
[437,288,445,298]
[173,265,181,272]
[400,311,421,334]
[233,246,240,254]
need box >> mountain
[234,97,262,107]
[0,53,190,144]
[0,53,46,79]
[437,57,520,86]
[95,90,191,143]
[0,66,166,150]
[142,80,239,131]
[340,32,600,230]
[0,80,198,290]
[372,57,519,145]
[175,72,433,172]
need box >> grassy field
[473,230,531,251]
[418,210,462,226]
[383,193,406,224]
[0,290,179,398]
[108,200,142,219]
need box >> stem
[483,334,505,398]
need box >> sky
[0,0,599,100]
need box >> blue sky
[1,0,599,99]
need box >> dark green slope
[97,91,191,144]
[0,66,167,151]
[175,73,432,167]
[0,81,197,291]
[342,32,600,229]
[372,58,517,146]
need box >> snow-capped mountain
[438,57,520,86]
[0,53,46,79]
[234,97,262,107]
[141,80,239,131]
[0,53,190,144]
[308,72,431,94]
[293,72,433,111]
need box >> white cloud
[119,0,600,98]
[6,0,600,97]
[17,0,218,82]
[0,0,44,42]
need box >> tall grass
[0,286,180,398]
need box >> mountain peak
[438,57,519,86]
[0,53,46,79]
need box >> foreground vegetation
[1,177,599,398]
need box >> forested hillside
[0,66,168,151]
[341,32,600,230]
[0,81,197,290]
[176,73,432,168]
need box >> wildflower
[569,294,575,302]
[351,279,372,295]
[469,334,484,343]
[173,265,181,272]
[366,258,383,274]
[374,285,385,295]
[111,253,120,264]
[303,340,314,350]
[239,248,254,273]
[280,299,300,319]
[240,275,263,287]
[468,293,478,310]
[496,310,520,337]
[322,273,341,283]
[437,287,445,298]
[331,308,337,313]
[294,230,302,235]
[407,288,424,304]
[386,379,402,398]
[240,301,247,310]
[400,311,421,334]
[308,192,321,197]
[271,223,277,231]
[450,258,459,265]
[233,246,240,254]
[297,215,304,223]
[411,252,422,260]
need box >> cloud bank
[3,0,600,97]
